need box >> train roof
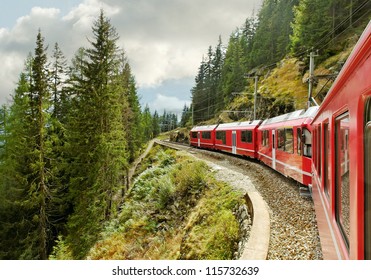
[190,124,218,132]
[260,106,319,126]
[215,120,262,130]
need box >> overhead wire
[191,1,370,123]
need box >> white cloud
[0,52,24,103]
[62,0,120,31]
[0,0,262,106]
[151,93,191,115]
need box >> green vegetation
[0,10,158,260]
[81,146,244,260]
[189,0,370,124]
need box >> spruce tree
[0,36,55,258]
[119,57,143,163]
[0,73,34,259]
[66,10,128,258]
[142,105,153,141]
[152,110,160,137]
[29,30,53,259]
[50,42,68,120]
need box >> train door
[232,131,237,154]
[197,132,200,147]
[272,130,276,169]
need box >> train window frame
[324,122,330,198]
[297,128,302,155]
[191,132,198,139]
[364,99,371,259]
[216,131,226,144]
[241,130,253,143]
[302,128,312,158]
[202,131,211,140]
[277,128,294,154]
[261,130,269,147]
[264,130,269,146]
[335,112,350,252]
[277,129,285,150]
[317,124,322,179]
[286,128,294,154]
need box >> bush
[85,146,244,260]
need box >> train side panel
[311,22,371,259]
[190,125,218,149]
[214,120,261,158]
[257,108,317,186]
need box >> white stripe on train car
[215,144,255,154]
[258,152,312,177]
[314,175,342,259]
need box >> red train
[311,21,371,260]
[190,107,318,187]
[189,21,371,259]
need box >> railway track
[155,140,323,260]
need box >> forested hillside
[0,10,160,260]
[186,0,370,125]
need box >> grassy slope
[85,146,244,260]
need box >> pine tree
[0,32,56,258]
[0,73,34,259]
[65,10,128,258]
[220,31,247,105]
[29,30,53,259]
[142,105,153,141]
[50,43,68,120]
[119,57,143,163]
[152,110,160,137]
[180,104,190,127]
[290,0,333,54]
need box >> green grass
[85,147,244,260]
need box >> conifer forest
[0,0,370,260]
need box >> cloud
[0,0,262,105]
[151,93,191,116]
[62,0,120,31]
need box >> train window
[365,100,371,259]
[297,128,302,155]
[335,113,350,251]
[191,132,198,139]
[303,128,312,158]
[277,128,293,153]
[216,131,226,144]
[285,128,294,153]
[264,130,269,147]
[241,130,253,143]
[277,129,285,150]
[324,123,330,198]
[317,125,322,178]
[202,131,211,139]
[262,130,269,146]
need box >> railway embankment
[155,140,270,259]
[156,140,323,260]
[87,142,247,259]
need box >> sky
[0,0,262,116]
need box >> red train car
[257,107,318,186]
[311,22,371,259]
[214,120,262,158]
[190,124,218,149]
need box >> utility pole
[308,51,319,108]
[244,74,260,119]
[253,75,258,120]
